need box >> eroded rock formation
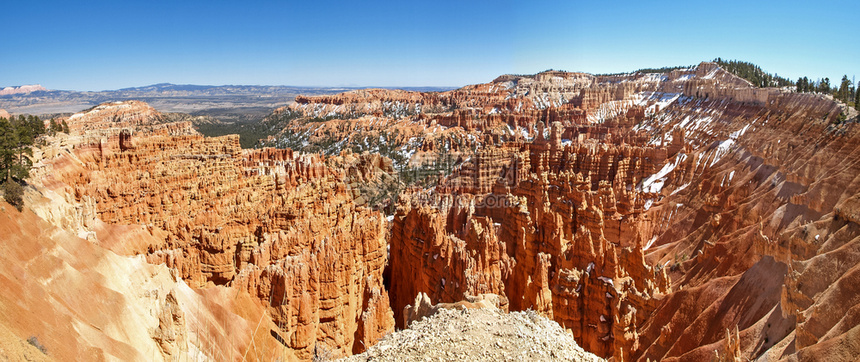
[320,62,858,361]
[389,129,674,360]
[8,60,860,362]
[35,101,395,359]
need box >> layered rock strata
[40,101,395,359]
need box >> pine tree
[0,118,17,182]
[11,117,33,181]
[855,81,860,111]
[28,115,45,136]
[0,116,39,211]
[0,116,39,182]
[819,78,830,94]
[838,75,851,102]
[49,119,59,135]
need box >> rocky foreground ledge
[344,299,603,362]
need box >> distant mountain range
[0,83,455,119]
[0,84,48,96]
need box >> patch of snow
[598,276,614,287]
[689,116,714,133]
[639,153,687,193]
[643,236,658,251]
[728,125,751,141]
[640,73,669,83]
[670,183,690,196]
[710,139,734,166]
[702,67,719,79]
[587,99,632,123]
[677,115,693,129]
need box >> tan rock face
[0,191,270,361]
[44,102,395,359]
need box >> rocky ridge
[344,294,603,362]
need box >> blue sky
[2,0,857,91]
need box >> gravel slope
[343,308,603,362]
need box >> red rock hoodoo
[281,62,860,361]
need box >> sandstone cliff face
[0,188,273,361]
[35,101,395,359]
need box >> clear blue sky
[2,0,857,91]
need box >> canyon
[2,61,859,361]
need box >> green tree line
[713,58,794,87]
[1,114,65,211]
[796,75,859,111]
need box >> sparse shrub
[27,336,47,354]
[2,180,24,211]
[834,111,847,125]
[669,252,689,271]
